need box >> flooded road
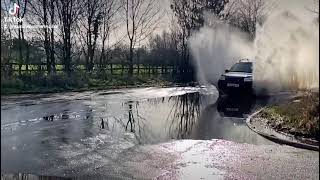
[2,86,317,179]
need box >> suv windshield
[229,62,252,73]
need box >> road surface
[1,86,318,179]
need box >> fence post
[18,64,22,76]
[38,64,41,73]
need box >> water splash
[189,1,319,94]
[253,11,319,93]
[189,15,253,86]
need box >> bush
[1,70,174,94]
[1,77,25,89]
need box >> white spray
[189,15,253,86]
[253,10,319,93]
[189,0,319,93]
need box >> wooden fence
[1,63,176,75]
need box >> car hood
[223,72,252,78]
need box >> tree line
[1,0,270,80]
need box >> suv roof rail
[239,58,251,62]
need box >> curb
[246,108,319,151]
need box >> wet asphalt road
[1,86,319,179]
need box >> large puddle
[1,86,282,176]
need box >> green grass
[259,92,319,140]
[1,72,175,95]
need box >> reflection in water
[217,95,256,118]
[113,92,273,145]
[113,101,147,144]
[167,93,201,139]
[191,95,273,144]
[1,87,277,176]
[100,118,105,129]
[1,88,273,153]
[1,173,74,180]
[126,103,135,133]
[101,92,271,144]
[114,93,206,143]
[42,110,74,122]
[43,115,54,121]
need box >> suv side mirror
[225,69,229,73]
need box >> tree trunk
[17,1,27,77]
[137,51,140,75]
[128,40,134,76]
[85,53,89,71]
[50,0,56,73]
[25,43,30,74]
[58,0,73,76]
[43,0,51,74]
[100,17,108,70]
[105,50,109,69]
[66,41,71,75]
[99,49,105,70]
[18,26,23,77]
[18,64,22,76]
[63,24,72,75]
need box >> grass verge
[258,91,319,141]
[1,72,185,95]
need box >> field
[1,64,180,94]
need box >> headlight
[244,77,253,82]
[219,76,225,80]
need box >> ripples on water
[1,86,280,177]
[1,86,274,146]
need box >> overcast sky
[1,0,317,47]
[118,0,318,45]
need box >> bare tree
[148,31,179,73]
[10,0,29,76]
[49,0,56,73]
[99,0,122,70]
[171,0,227,75]
[27,0,59,74]
[222,0,272,38]
[77,0,104,71]
[1,2,14,77]
[55,0,83,75]
[26,0,58,74]
[170,0,190,74]
[122,0,162,77]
